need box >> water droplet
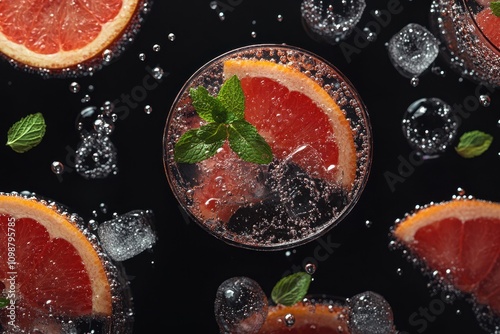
[251,31,257,38]
[219,12,225,21]
[284,313,296,327]
[51,161,64,175]
[168,33,176,41]
[410,77,419,87]
[277,14,283,22]
[81,94,91,103]
[396,268,403,276]
[479,94,491,107]
[305,263,316,274]
[152,67,164,80]
[99,202,108,214]
[102,49,113,62]
[209,1,218,10]
[138,53,146,61]
[152,44,161,52]
[144,105,153,114]
[69,82,80,93]
[101,101,115,116]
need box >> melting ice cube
[301,0,366,44]
[347,291,396,334]
[214,277,268,334]
[387,23,439,78]
[97,210,156,261]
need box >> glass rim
[162,43,373,251]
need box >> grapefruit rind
[393,198,500,243]
[223,58,357,189]
[258,302,348,333]
[0,193,112,316]
[0,0,142,70]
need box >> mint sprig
[174,75,273,164]
[271,271,312,306]
[491,1,500,17]
[455,130,493,158]
[6,112,46,153]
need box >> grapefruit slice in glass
[0,192,132,333]
[392,195,500,326]
[0,0,148,76]
[475,7,500,49]
[164,44,372,250]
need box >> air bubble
[144,105,153,114]
[51,161,64,175]
[168,33,176,41]
[69,82,80,93]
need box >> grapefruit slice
[475,7,500,49]
[0,0,145,73]
[258,302,348,333]
[392,197,500,317]
[0,193,112,331]
[190,59,357,223]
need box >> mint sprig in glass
[174,75,272,164]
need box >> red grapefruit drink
[0,192,133,333]
[430,0,500,87]
[163,44,372,250]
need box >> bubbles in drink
[152,66,164,80]
[97,210,157,262]
[152,44,161,52]
[301,0,366,44]
[277,14,284,22]
[402,97,459,157]
[387,23,439,78]
[347,291,396,334]
[168,33,176,41]
[214,277,268,334]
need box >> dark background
[0,0,499,333]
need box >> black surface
[1,0,499,333]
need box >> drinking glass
[430,0,500,87]
[163,44,372,250]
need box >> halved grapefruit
[258,301,348,333]
[0,192,113,332]
[190,58,357,223]
[392,197,500,317]
[0,0,146,73]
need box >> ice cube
[347,291,396,334]
[97,210,156,261]
[301,0,366,44]
[75,132,118,179]
[387,23,439,78]
[214,277,268,334]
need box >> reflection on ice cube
[97,210,157,261]
[387,23,439,79]
[301,0,366,44]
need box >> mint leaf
[228,120,273,164]
[491,1,500,17]
[455,130,493,158]
[189,86,220,122]
[174,76,273,164]
[271,272,312,306]
[217,75,245,122]
[0,298,8,309]
[174,124,226,163]
[6,112,46,153]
